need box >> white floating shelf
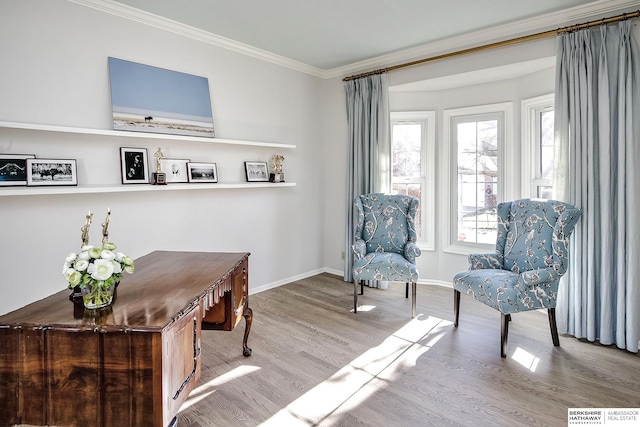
[0,182,296,197]
[0,121,296,149]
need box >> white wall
[322,76,350,277]
[0,0,325,315]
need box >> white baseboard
[249,268,325,295]
[250,268,453,295]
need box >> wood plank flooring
[178,273,640,427]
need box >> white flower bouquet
[63,242,134,308]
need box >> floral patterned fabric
[352,193,421,283]
[453,198,581,314]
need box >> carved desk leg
[242,307,253,357]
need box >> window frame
[442,102,513,255]
[521,93,554,199]
[390,111,436,251]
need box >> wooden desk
[0,251,252,427]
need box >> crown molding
[67,0,639,81]
[66,0,327,78]
[325,0,640,80]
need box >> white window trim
[521,93,554,198]
[442,102,513,255]
[390,111,436,251]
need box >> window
[522,94,554,199]
[390,111,435,250]
[443,103,512,253]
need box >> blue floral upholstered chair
[352,193,421,317]
[452,198,581,357]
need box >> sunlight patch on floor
[180,365,261,412]
[351,304,376,312]
[259,315,453,426]
[512,347,540,372]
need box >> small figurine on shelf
[269,154,285,183]
[152,147,167,185]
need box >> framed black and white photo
[244,161,269,182]
[26,158,77,186]
[120,147,149,184]
[187,162,218,183]
[160,158,190,183]
[0,154,35,186]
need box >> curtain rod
[343,10,640,82]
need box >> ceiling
[80,0,636,79]
[110,0,605,70]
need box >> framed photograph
[160,158,190,183]
[26,158,77,186]
[109,57,215,138]
[244,161,269,182]
[120,147,149,184]
[0,154,35,186]
[187,162,218,183]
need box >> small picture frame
[26,158,77,186]
[120,147,149,184]
[187,162,218,183]
[244,161,269,182]
[160,158,190,183]
[0,154,36,186]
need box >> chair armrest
[404,242,421,263]
[352,239,367,261]
[518,267,561,287]
[468,253,503,270]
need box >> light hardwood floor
[178,273,640,427]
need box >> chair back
[496,199,581,274]
[354,193,419,255]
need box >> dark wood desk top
[0,251,250,331]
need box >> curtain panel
[343,74,390,282]
[554,21,640,352]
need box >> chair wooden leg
[411,282,416,318]
[548,308,560,346]
[360,280,364,295]
[405,282,409,298]
[353,280,358,313]
[453,290,460,327]
[501,314,511,358]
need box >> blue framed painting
[108,57,215,138]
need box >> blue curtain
[343,74,390,282]
[554,21,640,352]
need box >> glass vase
[81,282,116,309]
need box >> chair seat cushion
[453,268,557,314]
[353,252,418,283]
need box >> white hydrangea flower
[68,270,82,287]
[111,260,122,274]
[75,259,89,272]
[88,247,102,259]
[91,259,114,281]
